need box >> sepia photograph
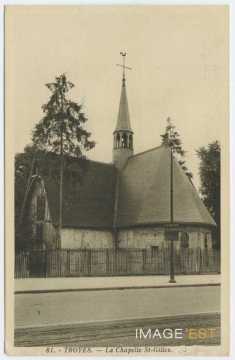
[4,5,229,356]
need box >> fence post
[66,249,70,277]
[114,249,117,275]
[106,248,109,274]
[142,249,146,272]
[44,250,47,277]
[88,249,92,275]
[198,247,201,274]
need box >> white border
[230,2,235,360]
[1,1,234,360]
[0,2,5,359]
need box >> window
[180,232,189,248]
[116,133,120,148]
[204,233,210,249]
[36,195,46,221]
[122,133,127,148]
[129,134,133,149]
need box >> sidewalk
[15,274,220,293]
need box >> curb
[15,282,220,295]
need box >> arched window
[116,133,120,148]
[122,133,127,148]
[129,134,133,149]
[181,232,189,248]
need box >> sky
[5,5,228,189]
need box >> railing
[15,247,220,278]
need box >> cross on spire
[116,51,132,85]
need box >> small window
[181,232,189,248]
[204,233,210,249]
[129,134,133,149]
[36,195,46,221]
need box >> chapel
[21,61,216,251]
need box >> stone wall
[118,228,165,249]
[60,226,212,250]
[117,227,212,249]
[61,228,114,249]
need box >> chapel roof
[25,146,215,229]
[116,145,216,227]
[41,158,117,229]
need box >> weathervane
[116,51,132,83]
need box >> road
[15,313,220,347]
[15,285,220,328]
[14,285,220,347]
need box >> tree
[31,74,95,242]
[161,117,193,180]
[196,141,220,249]
[32,74,95,156]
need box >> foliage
[32,74,95,156]
[161,117,193,180]
[15,74,95,249]
[197,141,220,248]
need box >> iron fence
[15,247,220,278]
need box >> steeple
[115,77,132,132]
[113,52,134,170]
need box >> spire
[115,51,132,132]
[115,79,132,132]
[113,52,134,170]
